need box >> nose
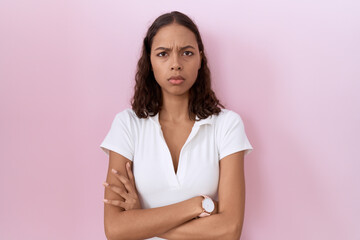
[170,55,182,71]
[171,65,182,70]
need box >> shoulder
[215,108,244,126]
[110,108,143,134]
[115,108,136,118]
[213,109,247,138]
[114,108,139,124]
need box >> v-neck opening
[148,111,214,186]
[159,120,196,178]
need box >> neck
[159,92,193,123]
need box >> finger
[118,175,134,194]
[126,162,136,186]
[111,169,126,185]
[103,182,129,200]
[111,169,134,192]
[103,199,125,209]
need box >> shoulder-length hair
[131,11,224,120]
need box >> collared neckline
[149,112,214,127]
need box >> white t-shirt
[100,108,253,239]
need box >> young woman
[100,11,253,240]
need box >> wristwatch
[198,195,215,218]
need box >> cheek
[151,61,166,82]
[152,63,163,78]
[189,60,201,76]
[188,56,201,70]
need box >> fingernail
[103,199,109,203]
[126,162,130,168]
[111,168,117,174]
[102,182,109,187]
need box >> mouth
[168,75,185,85]
[168,75,185,81]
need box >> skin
[103,22,205,211]
[150,23,203,173]
[150,23,202,99]
[102,22,246,239]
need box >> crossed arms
[103,150,246,240]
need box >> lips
[168,75,185,85]
[168,75,185,81]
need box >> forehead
[151,23,198,49]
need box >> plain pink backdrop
[1,0,359,239]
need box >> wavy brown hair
[131,11,224,120]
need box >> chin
[164,88,190,97]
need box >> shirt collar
[149,112,214,127]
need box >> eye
[157,52,168,57]
[183,51,194,56]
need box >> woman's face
[150,23,202,97]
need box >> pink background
[1,0,359,239]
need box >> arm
[104,150,204,240]
[158,151,246,239]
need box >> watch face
[203,198,215,213]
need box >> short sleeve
[218,110,253,160]
[100,109,135,161]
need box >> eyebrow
[154,45,196,51]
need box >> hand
[103,162,142,211]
